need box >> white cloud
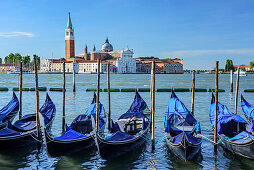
[0,32,34,38]
[162,49,254,57]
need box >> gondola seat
[12,114,36,132]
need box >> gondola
[164,90,202,161]
[209,93,254,159]
[44,92,106,157]
[95,91,151,160]
[0,93,56,150]
[0,92,19,129]
[241,95,254,123]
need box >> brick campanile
[65,12,75,60]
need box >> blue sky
[0,0,254,69]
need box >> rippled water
[0,73,253,169]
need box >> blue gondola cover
[118,91,148,120]
[164,94,196,132]
[229,131,254,141]
[171,132,201,145]
[0,92,19,121]
[241,96,254,119]
[246,119,254,133]
[39,94,56,125]
[12,114,36,131]
[209,96,247,137]
[0,127,21,137]
[105,131,134,141]
[54,129,87,140]
[70,102,105,131]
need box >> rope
[134,133,171,144]
[214,136,228,145]
[197,134,214,143]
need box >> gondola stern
[171,88,177,98]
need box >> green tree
[22,55,30,69]
[31,55,40,70]
[59,58,65,61]
[225,59,234,72]
[145,56,159,59]
[14,53,22,64]
[4,53,15,64]
[250,61,254,70]
[0,58,2,64]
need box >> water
[0,73,253,169]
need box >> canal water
[0,73,253,169]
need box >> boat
[44,92,106,157]
[0,92,19,129]
[241,95,254,123]
[0,93,56,150]
[234,69,247,76]
[209,93,254,159]
[7,70,33,74]
[95,91,151,160]
[164,90,202,161]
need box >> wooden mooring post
[107,64,111,131]
[62,61,66,133]
[191,70,195,115]
[73,69,76,92]
[96,59,101,133]
[151,60,155,146]
[214,61,219,153]
[235,67,240,115]
[33,55,41,138]
[230,70,233,92]
[19,62,22,119]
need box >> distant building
[136,57,183,74]
[0,64,19,72]
[234,65,253,71]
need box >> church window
[71,32,73,36]
[66,32,69,36]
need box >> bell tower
[65,12,75,60]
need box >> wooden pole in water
[107,63,111,131]
[73,69,76,92]
[62,61,66,133]
[191,70,195,115]
[214,61,219,152]
[230,70,233,92]
[151,60,155,145]
[33,54,40,138]
[235,67,240,115]
[96,59,101,133]
[19,62,23,119]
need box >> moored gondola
[0,93,56,150]
[164,90,202,161]
[209,93,254,159]
[44,92,106,157]
[95,91,151,160]
[0,92,19,129]
[241,95,254,122]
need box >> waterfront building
[40,59,78,73]
[0,64,19,72]
[234,65,253,71]
[136,57,183,73]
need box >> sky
[0,0,254,70]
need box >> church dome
[101,37,113,52]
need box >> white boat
[234,69,247,76]
[7,70,33,74]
